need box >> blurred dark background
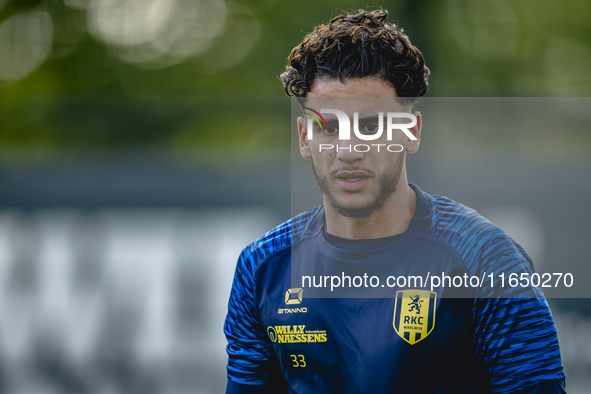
[0,0,590,393]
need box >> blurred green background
[1,0,590,156]
[0,1,590,393]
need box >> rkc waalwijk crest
[393,289,437,345]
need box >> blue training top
[224,184,566,393]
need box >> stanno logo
[303,107,417,153]
[285,288,303,305]
[278,307,307,314]
[279,288,306,313]
[393,289,437,345]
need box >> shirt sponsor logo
[267,325,327,344]
[393,289,437,345]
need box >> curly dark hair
[280,9,430,105]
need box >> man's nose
[335,137,364,163]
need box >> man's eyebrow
[357,114,414,124]
[356,115,385,123]
[309,115,384,128]
[307,113,411,128]
[324,118,339,128]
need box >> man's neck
[324,183,417,240]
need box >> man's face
[297,77,421,218]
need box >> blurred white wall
[0,208,278,394]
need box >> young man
[224,10,566,393]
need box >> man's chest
[258,290,478,391]
[252,239,480,390]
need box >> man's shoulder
[424,191,530,270]
[427,192,498,238]
[238,206,322,270]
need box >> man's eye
[362,124,380,134]
[325,126,338,135]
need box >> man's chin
[328,200,382,219]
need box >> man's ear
[297,116,311,159]
[406,111,422,154]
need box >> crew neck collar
[302,183,432,239]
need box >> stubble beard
[311,153,405,219]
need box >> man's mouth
[335,171,371,179]
[334,171,371,191]
[343,177,363,181]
